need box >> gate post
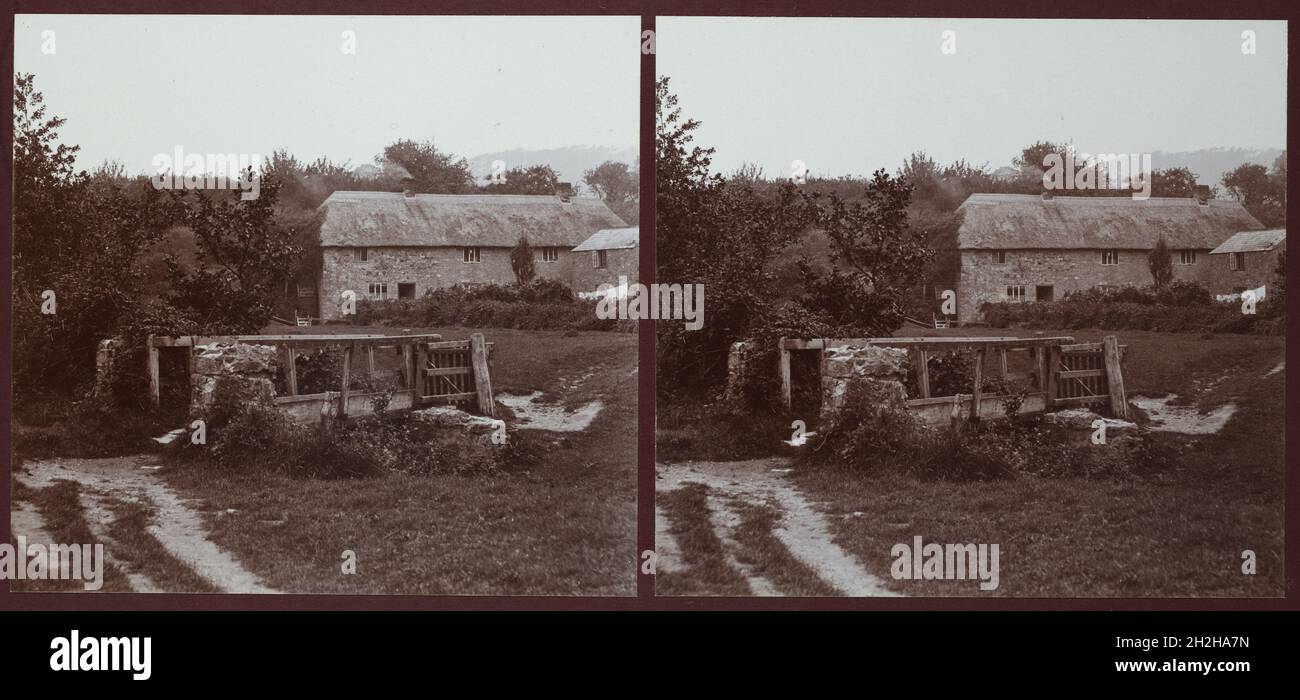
[471,333,496,418]
[1103,335,1128,419]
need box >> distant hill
[1149,147,1284,189]
[466,145,637,190]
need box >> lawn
[794,327,1286,597]
[158,325,638,595]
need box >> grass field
[794,327,1286,597]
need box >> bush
[981,284,1283,336]
[175,383,511,479]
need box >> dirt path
[14,456,277,594]
[657,459,898,597]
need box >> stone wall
[318,245,579,320]
[91,338,126,400]
[189,343,279,417]
[820,344,910,416]
[956,247,1261,323]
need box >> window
[542,247,560,263]
[1179,249,1197,265]
[1100,249,1119,265]
[357,248,369,262]
[462,247,481,263]
[991,250,1007,264]
[1231,252,1246,271]
[594,250,608,269]
[1006,285,1026,302]
[367,282,388,300]
[1035,285,1054,303]
[296,284,315,298]
[398,283,415,300]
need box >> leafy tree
[375,138,474,194]
[12,73,176,402]
[482,164,561,195]
[510,235,537,284]
[1148,236,1173,288]
[167,170,302,332]
[1223,157,1286,227]
[583,159,640,224]
[1149,167,1200,198]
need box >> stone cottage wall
[570,246,640,295]
[318,245,579,320]
[956,247,1254,323]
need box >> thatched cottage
[312,188,626,320]
[952,193,1266,323]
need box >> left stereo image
[8,14,640,595]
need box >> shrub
[354,280,631,332]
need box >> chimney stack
[1194,184,1211,205]
[556,181,574,203]
[401,176,415,198]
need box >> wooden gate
[1054,339,1128,418]
[417,335,496,417]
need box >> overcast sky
[14,14,639,174]
[658,18,1287,178]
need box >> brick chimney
[1194,184,1211,205]
[555,181,574,203]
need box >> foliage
[482,164,561,195]
[583,159,640,224]
[1147,236,1173,288]
[375,138,475,194]
[510,235,537,284]
[354,280,631,332]
[1222,154,1286,227]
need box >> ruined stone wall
[819,344,910,416]
[189,343,279,417]
[319,245,579,320]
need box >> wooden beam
[367,346,376,375]
[971,349,985,420]
[1058,369,1104,379]
[916,349,930,399]
[470,333,496,418]
[1104,335,1129,419]
[778,339,793,410]
[998,349,1008,379]
[147,337,161,407]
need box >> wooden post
[778,339,793,410]
[949,393,964,435]
[416,342,428,401]
[402,344,414,390]
[1045,346,1059,405]
[916,349,930,399]
[1103,335,1128,419]
[470,333,496,418]
[339,345,352,418]
[367,346,376,375]
[970,349,985,420]
[1034,347,1048,393]
[147,336,161,407]
[998,349,1008,380]
[283,346,298,396]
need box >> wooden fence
[779,334,1128,422]
[148,332,496,420]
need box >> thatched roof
[318,191,626,248]
[956,193,1264,250]
[1208,229,1286,255]
[573,227,639,252]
